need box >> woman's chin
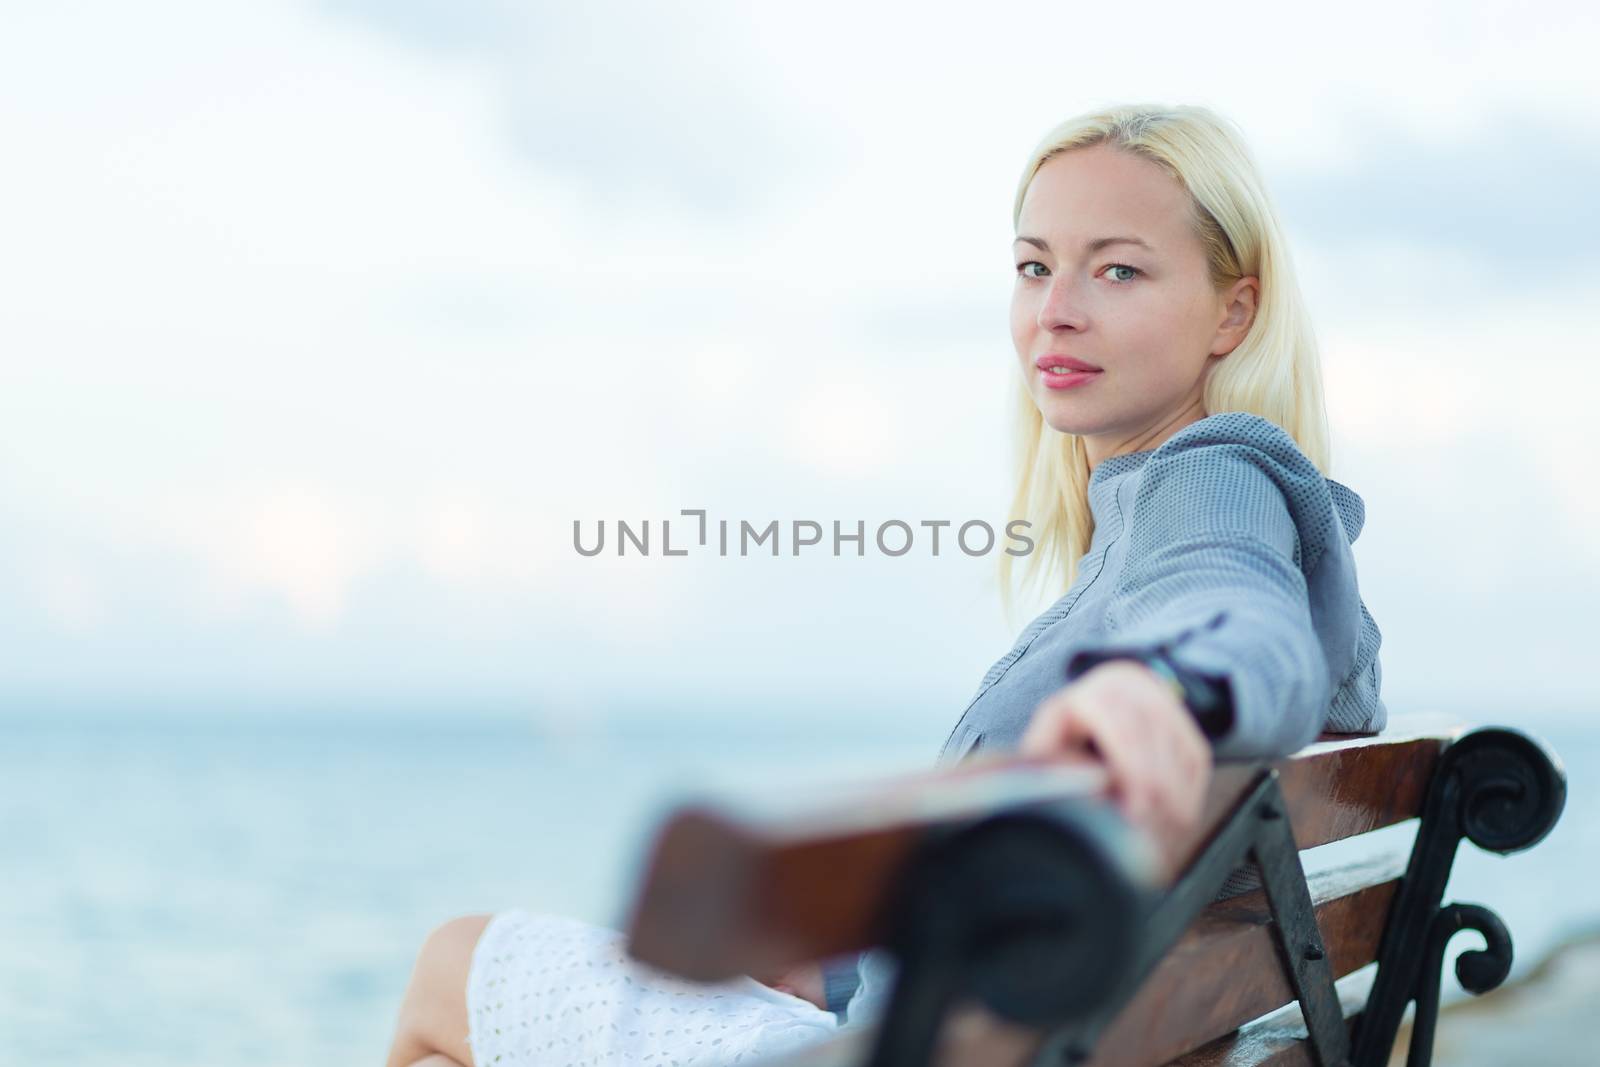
[1036,404,1096,437]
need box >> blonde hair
[998,102,1333,628]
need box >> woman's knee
[388,913,494,1067]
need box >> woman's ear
[1212,276,1259,356]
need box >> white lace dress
[465,908,895,1066]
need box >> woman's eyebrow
[1013,235,1154,253]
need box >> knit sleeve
[1062,412,1345,761]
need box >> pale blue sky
[2,1,1597,740]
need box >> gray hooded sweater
[936,409,1386,766]
[833,410,1387,1026]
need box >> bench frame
[861,727,1565,1067]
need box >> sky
[2,0,1597,742]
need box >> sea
[3,708,1594,1065]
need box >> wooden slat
[626,758,1120,982]
[1083,851,1408,1066]
[755,853,1408,1067]
[1168,964,1379,1066]
[757,961,1390,1067]
[1277,724,1459,850]
[627,725,1455,983]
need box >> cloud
[319,0,839,218]
[2,0,1598,724]
[154,483,375,630]
[35,556,109,635]
[1274,101,1600,286]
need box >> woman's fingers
[1022,661,1213,836]
[1082,711,1148,816]
[1132,704,1207,835]
[1018,690,1096,756]
[1027,688,1157,821]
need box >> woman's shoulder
[1138,412,1324,505]
[1150,411,1312,468]
[1134,411,1365,566]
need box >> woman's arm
[1064,417,1341,761]
[1019,415,1354,837]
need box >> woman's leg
[385,914,493,1067]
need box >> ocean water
[3,709,1594,1065]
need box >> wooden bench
[621,715,1566,1067]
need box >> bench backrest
[1088,723,1456,1065]
[624,715,1554,1066]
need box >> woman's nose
[1037,274,1088,332]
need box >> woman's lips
[1034,354,1102,390]
[1039,367,1102,390]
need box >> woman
[384,101,1386,1067]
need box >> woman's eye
[1015,261,1139,282]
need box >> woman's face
[1011,143,1257,466]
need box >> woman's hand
[1020,659,1214,843]
[752,961,827,1010]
